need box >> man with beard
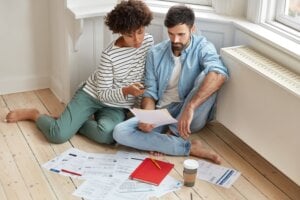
[113,5,229,164]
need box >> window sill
[67,1,117,19]
[263,20,300,43]
[145,0,214,14]
[233,19,300,60]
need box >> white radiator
[217,46,300,185]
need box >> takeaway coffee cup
[183,159,199,187]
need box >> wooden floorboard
[0,127,32,200]
[1,98,61,200]
[3,91,80,200]
[0,89,298,200]
[190,134,265,200]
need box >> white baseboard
[0,76,50,95]
[50,76,67,103]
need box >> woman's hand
[122,82,145,97]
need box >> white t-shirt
[158,55,182,107]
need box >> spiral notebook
[129,158,174,186]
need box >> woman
[5,0,154,144]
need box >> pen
[138,86,148,90]
[190,192,193,200]
[131,157,144,161]
[150,158,161,169]
[61,169,82,176]
[137,84,148,90]
[50,168,60,173]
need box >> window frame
[248,0,300,43]
[157,0,212,6]
[275,0,300,31]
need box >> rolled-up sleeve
[201,42,229,79]
[144,51,159,100]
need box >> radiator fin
[223,46,300,97]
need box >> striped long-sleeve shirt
[83,33,154,108]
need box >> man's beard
[171,42,185,52]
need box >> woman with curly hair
[5,0,154,144]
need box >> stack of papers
[43,148,241,199]
[42,148,182,200]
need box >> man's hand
[178,106,194,139]
[138,122,154,133]
[177,72,226,139]
[138,97,156,133]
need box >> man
[113,5,229,164]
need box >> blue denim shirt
[144,34,229,105]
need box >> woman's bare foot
[5,109,40,123]
[190,139,221,164]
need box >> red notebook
[129,158,174,186]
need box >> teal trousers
[36,88,126,144]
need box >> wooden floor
[0,89,299,200]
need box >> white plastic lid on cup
[183,159,199,170]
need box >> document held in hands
[129,158,174,186]
[130,108,177,128]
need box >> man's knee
[112,122,126,143]
[113,117,139,143]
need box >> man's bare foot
[5,109,40,123]
[190,139,221,164]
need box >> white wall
[48,0,67,102]
[1,0,299,102]
[0,0,50,95]
[49,0,117,102]
[212,0,247,16]
[0,0,246,99]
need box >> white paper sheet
[42,148,88,177]
[197,159,241,188]
[130,108,177,127]
[73,175,182,200]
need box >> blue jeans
[113,72,217,156]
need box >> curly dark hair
[105,0,153,34]
[164,5,195,28]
